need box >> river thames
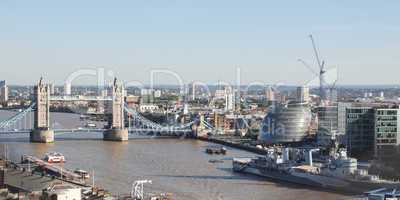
[0,111,351,200]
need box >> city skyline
[2,2,400,199]
[1,0,400,85]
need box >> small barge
[74,169,90,179]
[205,146,227,155]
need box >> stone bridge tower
[30,78,54,143]
[103,78,128,141]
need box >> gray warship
[232,146,400,194]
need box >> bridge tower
[30,78,54,143]
[103,78,128,141]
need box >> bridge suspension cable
[0,102,196,135]
[0,103,35,132]
[124,104,195,130]
[200,119,215,130]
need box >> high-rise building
[224,87,235,112]
[265,86,275,101]
[374,108,400,159]
[317,106,338,134]
[337,102,353,135]
[191,83,196,101]
[316,105,338,145]
[296,86,309,103]
[0,80,8,103]
[64,83,71,96]
[49,83,55,95]
[346,107,375,158]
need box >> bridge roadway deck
[0,128,193,135]
[49,96,112,101]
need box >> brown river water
[0,111,352,200]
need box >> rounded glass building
[259,102,312,143]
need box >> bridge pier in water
[30,129,54,143]
[30,78,54,143]
[103,128,128,141]
[103,78,128,141]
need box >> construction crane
[298,34,329,103]
[297,58,318,77]
[309,34,327,102]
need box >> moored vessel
[44,152,66,163]
[74,169,90,179]
[232,147,400,194]
[206,145,227,155]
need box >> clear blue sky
[0,0,399,86]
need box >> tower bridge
[0,78,198,143]
[31,78,54,142]
[103,78,128,141]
